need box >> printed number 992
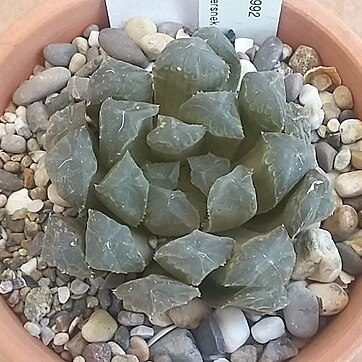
[248,0,262,17]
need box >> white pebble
[69,53,87,74]
[53,332,70,346]
[139,33,174,60]
[5,188,32,215]
[214,307,250,353]
[5,123,16,135]
[340,119,362,144]
[306,105,324,130]
[317,125,327,138]
[29,150,46,163]
[334,148,351,171]
[125,17,157,46]
[73,357,86,362]
[175,28,190,39]
[48,184,71,207]
[130,325,155,339]
[20,257,38,275]
[53,204,65,213]
[145,62,154,73]
[34,168,49,187]
[0,124,6,139]
[213,359,229,362]
[15,106,27,119]
[299,84,322,109]
[3,112,17,123]
[237,59,257,91]
[72,36,89,55]
[108,341,126,356]
[327,118,340,133]
[14,117,32,138]
[27,199,44,213]
[251,317,285,344]
[235,37,254,53]
[24,321,42,336]
[58,286,71,304]
[88,30,100,47]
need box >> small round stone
[308,282,349,316]
[118,311,145,327]
[284,73,304,102]
[4,161,21,173]
[1,135,26,154]
[127,336,149,362]
[124,17,157,46]
[81,310,118,342]
[107,341,126,356]
[54,332,70,346]
[43,43,77,67]
[58,286,71,304]
[70,279,90,295]
[299,84,322,109]
[333,85,354,110]
[83,24,100,38]
[334,148,351,171]
[83,342,112,362]
[41,326,55,345]
[73,357,86,362]
[251,317,285,344]
[335,171,362,198]
[88,30,100,47]
[69,53,87,74]
[323,205,358,241]
[340,119,362,144]
[317,125,327,138]
[315,142,337,173]
[72,36,89,55]
[326,118,340,133]
[337,243,362,275]
[130,326,154,339]
[24,321,42,336]
[139,33,174,61]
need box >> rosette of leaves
[43,29,334,320]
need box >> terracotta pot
[0,0,362,361]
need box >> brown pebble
[127,336,149,362]
[23,168,35,189]
[289,45,321,75]
[30,186,47,201]
[333,85,354,110]
[83,24,100,38]
[351,151,362,169]
[322,205,358,241]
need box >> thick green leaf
[179,91,243,140]
[212,226,295,288]
[41,215,90,279]
[99,98,159,168]
[188,153,230,196]
[154,230,234,285]
[204,165,257,232]
[45,101,87,151]
[85,209,145,273]
[147,116,206,161]
[153,38,229,117]
[142,161,180,190]
[240,132,314,214]
[87,57,153,104]
[193,27,241,91]
[113,274,200,318]
[95,151,149,227]
[45,126,97,209]
[282,169,335,237]
[144,185,200,237]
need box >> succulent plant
[43,27,335,321]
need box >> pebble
[340,119,362,144]
[283,286,319,338]
[83,342,112,362]
[88,30,100,47]
[351,151,362,169]
[345,234,362,256]
[24,286,53,322]
[334,148,351,171]
[43,43,77,66]
[0,169,23,191]
[20,257,37,275]
[253,36,283,71]
[4,160,21,173]
[66,332,88,358]
[1,134,26,153]
[0,124,6,139]
[289,45,321,75]
[58,286,71,304]
[70,279,90,294]
[41,326,55,345]
[340,109,355,122]
[125,17,157,46]
[111,356,139,362]
[230,345,257,362]
[259,337,298,362]
[308,282,349,315]
[54,332,70,346]
[14,118,32,139]
[315,141,337,173]
[284,73,304,102]
[69,53,87,74]
[326,117,340,133]
[34,167,49,187]
[47,184,70,207]
[157,22,183,38]
[74,357,86,362]
[3,112,17,123]
[235,38,254,54]
[323,205,358,241]
[335,171,362,198]
[333,85,354,110]
[323,103,341,123]
[99,28,149,68]
[118,311,145,327]
[13,67,71,105]
[0,194,7,207]
[130,326,154,339]
[299,84,322,109]
[175,28,190,39]
[72,36,89,55]
[108,341,126,356]
[83,24,99,38]
[114,326,130,350]
[127,336,150,362]
[139,33,174,61]
[293,228,342,282]
[281,43,293,61]
[5,188,32,214]
[24,321,42,336]
[251,317,285,344]
[336,243,362,275]
[149,329,202,362]
[5,123,15,135]
[166,298,211,330]
[214,307,250,353]
[81,310,118,342]
[238,59,257,87]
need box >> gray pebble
[98,289,112,309]
[86,46,101,63]
[41,326,55,345]
[83,342,112,362]
[0,169,23,191]
[26,102,49,133]
[43,43,77,66]
[13,67,71,105]
[70,279,90,295]
[340,109,355,122]
[24,286,53,322]
[83,24,100,38]
[315,142,338,172]
[326,133,341,149]
[284,73,304,102]
[253,36,283,71]
[118,310,145,326]
[230,345,257,362]
[1,135,26,154]
[283,286,319,338]
[24,321,42,336]
[323,103,341,123]
[150,328,202,362]
[99,28,149,68]
[158,22,183,38]
[259,337,298,362]
[336,243,362,275]
[114,326,130,350]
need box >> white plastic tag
[199,0,283,44]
